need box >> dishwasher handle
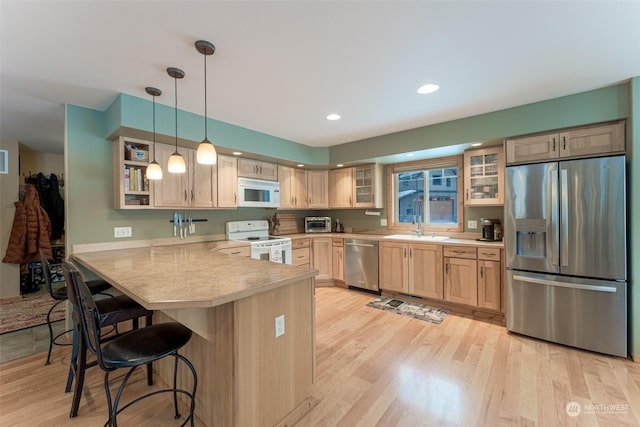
[346,242,377,248]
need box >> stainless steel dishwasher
[344,239,379,292]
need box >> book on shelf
[137,167,143,191]
[124,167,130,192]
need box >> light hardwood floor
[0,287,638,426]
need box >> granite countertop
[71,242,318,311]
[286,232,504,248]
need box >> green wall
[66,79,637,356]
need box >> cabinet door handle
[563,136,567,151]
[553,137,556,152]
[234,193,237,203]
[259,165,263,174]
[294,196,297,205]
[445,262,448,274]
[480,266,484,278]
[184,190,187,201]
[466,189,469,200]
[481,252,496,257]
[404,248,406,258]
[191,190,194,201]
[409,248,412,258]
[349,196,352,205]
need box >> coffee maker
[479,218,503,241]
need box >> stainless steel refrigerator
[505,155,627,357]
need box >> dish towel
[270,246,282,263]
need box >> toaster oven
[304,217,331,233]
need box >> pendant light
[167,67,186,174]
[195,40,217,165]
[145,87,163,180]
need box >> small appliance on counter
[478,218,502,241]
[304,216,331,233]
[332,218,345,233]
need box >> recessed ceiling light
[326,113,341,121]
[417,83,440,94]
[471,143,482,147]
[232,151,243,156]
[336,164,344,167]
[297,164,304,167]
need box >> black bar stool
[40,251,113,365]
[63,263,197,426]
[60,261,154,418]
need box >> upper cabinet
[463,145,504,206]
[153,143,216,208]
[278,165,308,209]
[307,170,329,209]
[329,164,383,209]
[113,137,153,209]
[329,168,353,208]
[237,158,278,181]
[505,121,625,164]
[217,154,238,208]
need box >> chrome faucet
[414,215,423,237]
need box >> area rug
[0,293,64,335]
[366,297,449,324]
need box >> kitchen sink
[383,234,449,242]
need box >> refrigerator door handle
[560,169,569,267]
[549,163,559,267]
[513,275,617,293]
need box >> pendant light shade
[195,40,217,165]
[145,87,163,180]
[167,67,186,174]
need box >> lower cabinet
[311,237,332,281]
[292,237,310,268]
[444,255,478,306]
[477,248,502,310]
[379,242,443,298]
[332,238,344,281]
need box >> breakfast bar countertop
[71,242,318,311]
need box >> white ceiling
[2,1,639,156]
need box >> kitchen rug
[0,292,64,335]
[366,297,449,324]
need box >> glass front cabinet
[463,146,504,206]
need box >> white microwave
[237,177,280,208]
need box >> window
[387,155,463,232]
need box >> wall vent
[0,150,7,174]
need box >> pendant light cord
[204,53,208,140]
[174,75,178,151]
[152,95,157,159]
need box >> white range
[226,220,292,265]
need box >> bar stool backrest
[61,263,106,370]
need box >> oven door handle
[512,275,617,293]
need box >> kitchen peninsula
[71,242,318,427]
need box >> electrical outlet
[114,226,132,238]
[275,315,285,338]
[380,219,387,226]
[467,220,478,229]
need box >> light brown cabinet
[379,242,443,298]
[153,143,216,208]
[329,164,383,209]
[477,248,502,311]
[291,237,310,268]
[329,168,353,208]
[506,121,625,164]
[311,237,333,281]
[217,154,238,208]
[306,170,329,209]
[278,165,307,209]
[464,146,504,206]
[113,136,154,209]
[237,158,278,181]
[443,246,478,306]
[332,238,344,281]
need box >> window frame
[386,155,464,233]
